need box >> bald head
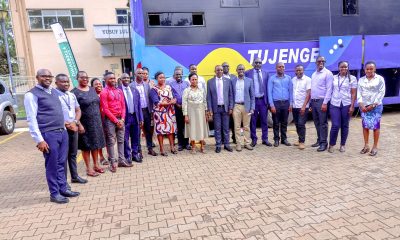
[36,69,53,88]
[135,68,144,82]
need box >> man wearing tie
[222,62,237,144]
[231,64,255,151]
[245,58,272,147]
[120,73,143,163]
[130,68,158,157]
[207,65,234,153]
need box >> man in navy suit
[231,64,255,151]
[120,73,143,163]
[130,69,158,157]
[245,58,272,147]
[207,65,234,153]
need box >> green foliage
[0,0,18,75]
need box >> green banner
[51,23,79,87]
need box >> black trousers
[311,99,329,146]
[272,100,290,142]
[65,129,79,180]
[175,105,189,147]
[292,108,308,143]
[141,108,154,150]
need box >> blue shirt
[169,80,189,105]
[235,78,245,103]
[268,74,293,107]
[253,70,264,98]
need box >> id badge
[68,111,74,119]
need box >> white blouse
[357,74,386,106]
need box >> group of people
[25,56,386,204]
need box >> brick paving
[0,112,400,240]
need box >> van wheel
[0,111,15,135]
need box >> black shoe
[60,190,80,198]
[66,183,72,190]
[132,154,142,163]
[178,145,184,151]
[148,149,158,156]
[273,141,279,147]
[185,145,192,150]
[262,141,272,147]
[281,140,291,146]
[232,138,237,144]
[71,176,88,184]
[215,147,222,153]
[151,143,156,148]
[50,195,69,204]
[311,142,320,148]
[317,145,327,152]
[250,140,257,147]
[224,146,233,152]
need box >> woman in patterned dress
[357,61,386,156]
[149,71,177,156]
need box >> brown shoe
[148,148,158,156]
[298,143,305,150]
[109,163,117,173]
[118,160,132,168]
[293,141,300,146]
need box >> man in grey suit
[207,65,234,153]
[129,68,157,157]
[231,64,255,151]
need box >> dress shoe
[71,176,88,184]
[273,141,279,147]
[132,154,142,163]
[298,143,305,150]
[185,145,192,150]
[317,145,327,152]
[50,195,69,204]
[250,140,257,148]
[328,145,334,153]
[311,142,320,148]
[60,190,80,198]
[178,145,184,151]
[215,146,222,153]
[244,144,253,150]
[293,141,300,146]
[224,146,233,152]
[339,145,346,152]
[232,138,237,144]
[148,149,158,156]
[109,163,117,173]
[236,144,242,152]
[152,142,156,148]
[281,140,291,146]
[118,160,132,167]
[66,183,71,190]
[262,141,272,147]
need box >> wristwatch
[73,120,80,125]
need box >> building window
[221,0,259,7]
[27,9,85,30]
[343,0,358,15]
[116,9,129,24]
[148,12,204,27]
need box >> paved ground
[0,112,400,240]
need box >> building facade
[9,0,132,78]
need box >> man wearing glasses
[245,58,272,147]
[25,69,80,204]
[310,56,334,152]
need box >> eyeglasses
[122,77,130,79]
[254,62,262,64]
[39,75,54,79]
[317,60,326,63]
[222,65,229,67]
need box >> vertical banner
[130,0,145,70]
[50,23,79,87]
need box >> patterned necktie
[256,69,264,95]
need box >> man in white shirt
[54,74,88,185]
[291,65,311,150]
[184,64,206,91]
[222,62,237,144]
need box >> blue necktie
[256,69,264,95]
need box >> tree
[0,0,18,76]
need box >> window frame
[147,12,205,28]
[27,9,86,31]
[116,8,129,24]
[342,0,359,16]
[220,0,259,8]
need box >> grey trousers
[104,117,126,164]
